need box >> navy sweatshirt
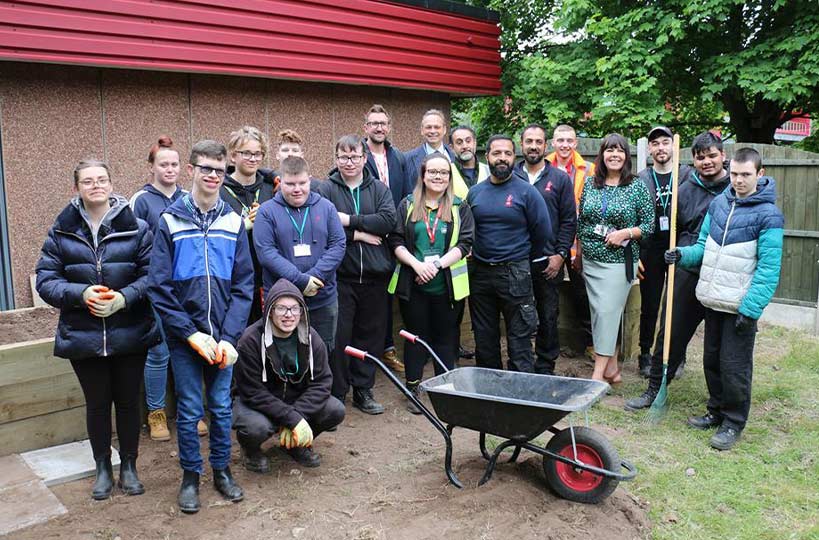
[512,161,576,257]
[466,176,552,263]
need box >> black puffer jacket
[35,196,159,359]
[317,168,396,283]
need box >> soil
[5,348,650,540]
[0,307,59,346]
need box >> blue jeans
[169,342,233,472]
[144,308,169,411]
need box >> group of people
[34,104,783,514]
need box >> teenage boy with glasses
[317,135,396,414]
[148,140,254,513]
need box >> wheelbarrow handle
[344,345,367,360]
[398,329,450,374]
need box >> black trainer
[638,353,652,379]
[405,383,422,415]
[91,457,114,500]
[286,447,321,468]
[674,361,686,380]
[687,412,722,430]
[178,470,200,514]
[458,346,475,359]
[242,446,271,474]
[624,387,658,411]
[710,426,741,451]
[118,456,145,496]
[353,388,384,415]
[213,466,243,502]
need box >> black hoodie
[317,168,396,283]
[232,279,332,428]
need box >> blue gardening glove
[735,314,757,335]
[664,248,682,265]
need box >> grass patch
[583,327,819,540]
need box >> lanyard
[349,186,361,215]
[691,172,720,196]
[222,185,260,214]
[652,169,671,214]
[423,208,441,244]
[285,206,310,242]
[373,152,389,187]
[601,188,609,220]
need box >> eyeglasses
[237,150,265,161]
[273,304,302,316]
[336,155,364,165]
[425,169,451,178]
[78,178,111,188]
[194,165,226,178]
[366,121,389,128]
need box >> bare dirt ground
[6,342,650,540]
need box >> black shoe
[91,457,114,500]
[624,387,659,411]
[353,388,384,415]
[687,412,722,430]
[405,383,422,415]
[118,456,145,496]
[242,446,271,474]
[458,346,475,359]
[178,470,200,514]
[213,466,243,502]
[638,353,652,379]
[710,426,741,451]
[674,361,686,380]
[286,447,321,468]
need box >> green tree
[459,0,819,143]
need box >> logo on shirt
[505,194,513,207]
[545,181,553,192]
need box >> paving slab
[0,465,66,536]
[21,440,120,486]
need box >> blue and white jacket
[147,195,254,346]
[679,177,784,319]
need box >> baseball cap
[647,126,673,141]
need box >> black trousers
[648,269,705,386]
[399,287,462,382]
[566,262,593,347]
[531,260,563,375]
[469,259,538,372]
[70,354,146,461]
[233,397,346,449]
[332,279,389,398]
[639,243,668,354]
[702,309,757,431]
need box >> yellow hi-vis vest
[388,202,469,301]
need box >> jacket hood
[141,184,183,199]
[726,176,777,206]
[260,278,313,384]
[164,193,231,222]
[271,190,322,209]
[65,194,133,236]
[223,171,266,193]
[326,167,374,189]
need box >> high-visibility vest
[388,202,469,301]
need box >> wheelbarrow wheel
[543,426,620,504]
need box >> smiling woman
[577,134,655,383]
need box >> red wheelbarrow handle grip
[344,346,367,360]
[399,329,418,343]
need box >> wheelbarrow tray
[420,367,609,441]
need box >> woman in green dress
[577,134,654,383]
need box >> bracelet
[628,228,634,240]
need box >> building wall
[0,61,449,307]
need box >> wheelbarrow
[344,330,636,504]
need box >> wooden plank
[0,372,84,423]
[0,407,88,456]
[784,229,819,239]
[0,339,72,386]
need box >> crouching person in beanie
[233,278,345,471]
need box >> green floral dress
[577,177,655,263]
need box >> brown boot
[197,419,209,437]
[382,349,405,373]
[147,409,171,441]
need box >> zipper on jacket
[204,227,214,337]
[62,230,110,356]
[359,244,364,284]
[706,201,736,298]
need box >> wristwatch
[557,249,568,261]
[433,259,442,270]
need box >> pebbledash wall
[0,0,501,309]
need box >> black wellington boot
[177,470,200,514]
[213,466,244,502]
[91,456,114,500]
[118,456,145,496]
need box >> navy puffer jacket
[35,195,159,360]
